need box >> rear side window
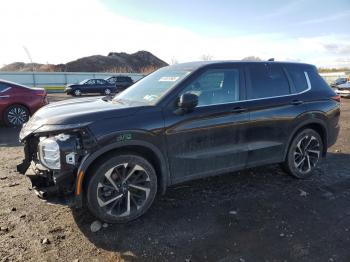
[247,63,290,99]
[285,65,309,93]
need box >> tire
[86,154,158,223]
[73,89,82,96]
[104,88,111,95]
[4,104,30,127]
[283,128,323,179]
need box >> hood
[20,96,144,140]
[338,83,350,88]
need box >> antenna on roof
[268,58,275,61]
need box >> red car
[0,79,48,126]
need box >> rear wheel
[4,105,30,127]
[87,154,157,223]
[283,128,323,179]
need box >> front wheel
[283,128,323,179]
[103,88,111,95]
[86,154,157,223]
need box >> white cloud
[0,0,349,68]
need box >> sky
[0,0,349,68]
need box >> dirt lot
[0,94,349,262]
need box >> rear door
[164,65,250,183]
[244,63,297,167]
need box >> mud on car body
[17,61,340,223]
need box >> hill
[0,51,168,73]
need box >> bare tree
[241,56,262,61]
[200,54,214,61]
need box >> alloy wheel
[104,88,111,95]
[74,89,81,96]
[7,106,28,126]
[294,135,321,174]
[96,163,151,217]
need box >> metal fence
[0,72,145,87]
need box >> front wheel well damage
[82,145,166,197]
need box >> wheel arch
[75,140,169,206]
[3,103,31,124]
[284,118,328,160]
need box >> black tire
[73,89,82,96]
[283,128,323,179]
[103,88,112,95]
[86,154,157,223]
[4,104,30,127]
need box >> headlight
[39,137,61,170]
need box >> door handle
[291,99,303,105]
[231,107,246,113]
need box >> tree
[200,54,214,61]
[241,56,262,61]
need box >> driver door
[164,66,250,184]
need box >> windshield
[79,79,89,84]
[113,67,191,105]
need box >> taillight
[331,95,341,103]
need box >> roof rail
[268,58,275,61]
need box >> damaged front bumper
[17,128,95,208]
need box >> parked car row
[332,77,350,98]
[64,75,134,96]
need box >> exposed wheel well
[287,122,327,158]
[83,145,165,194]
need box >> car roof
[0,79,31,89]
[165,60,315,71]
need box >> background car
[0,79,47,126]
[335,82,350,97]
[331,77,348,88]
[105,76,134,93]
[64,79,116,96]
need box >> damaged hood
[19,96,143,140]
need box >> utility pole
[23,46,36,87]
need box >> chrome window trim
[196,71,312,108]
[0,87,11,93]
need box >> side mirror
[177,93,198,113]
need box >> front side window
[114,67,190,105]
[0,83,10,92]
[285,65,309,93]
[248,64,290,99]
[180,68,240,106]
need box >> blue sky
[0,0,349,68]
[104,0,350,38]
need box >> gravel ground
[0,94,349,262]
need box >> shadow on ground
[72,152,350,262]
[0,126,21,147]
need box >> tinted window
[96,79,105,85]
[285,65,309,93]
[0,82,10,92]
[248,64,290,99]
[181,68,240,106]
[86,80,96,85]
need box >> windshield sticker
[159,76,179,82]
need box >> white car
[335,82,350,98]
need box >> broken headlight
[39,137,61,170]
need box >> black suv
[17,61,340,223]
[105,76,134,93]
